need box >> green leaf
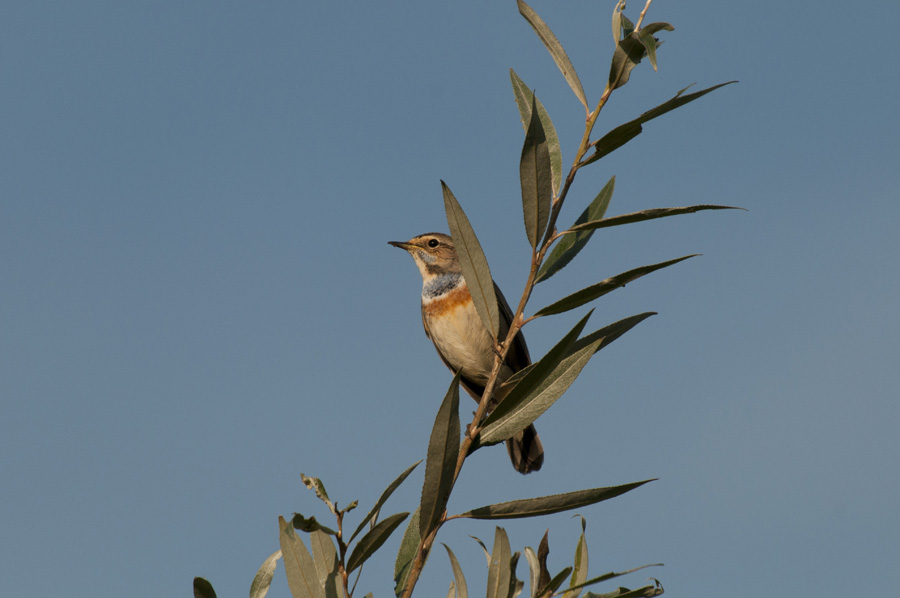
[523,547,540,598]
[249,550,282,598]
[279,515,324,598]
[584,579,664,598]
[349,460,422,544]
[608,21,672,87]
[292,513,338,536]
[310,530,342,598]
[300,474,337,516]
[510,69,563,197]
[455,480,655,520]
[193,577,217,598]
[419,374,461,537]
[537,567,573,598]
[637,30,659,72]
[393,508,421,597]
[584,82,737,166]
[608,32,645,91]
[508,552,524,598]
[573,311,657,355]
[534,255,697,317]
[611,2,623,45]
[620,11,635,37]
[536,176,615,284]
[486,528,512,598]
[562,564,663,594]
[347,512,410,574]
[470,535,492,567]
[569,203,743,231]
[641,23,674,73]
[443,181,499,338]
[500,312,656,395]
[520,93,553,250]
[443,544,469,598]
[479,311,593,446]
[517,0,588,110]
[562,519,588,598]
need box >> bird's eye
[427,239,440,248]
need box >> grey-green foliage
[193,1,737,597]
[440,522,661,598]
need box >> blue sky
[2,1,898,597]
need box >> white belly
[426,300,495,384]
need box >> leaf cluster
[193,1,737,597]
[439,521,663,598]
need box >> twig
[634,0,654,31]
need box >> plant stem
[634,0,654,31]
[401,1,647,590]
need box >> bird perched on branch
[389,232,543,474]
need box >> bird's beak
[388,241,414,251]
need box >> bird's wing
[494,281,531,371]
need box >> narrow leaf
[584,579,664,598]
[455,480,655,520]
[500,312,656,393]
[446,582,457,598]
[638,30,660,72]
[573,312,657,357]
[508,553,524,598]
[478,312,593,446]
[584,82,737,166]
[193,578,217,598]
[279,515,324,598]
[534,255,697,318]
[517,0,588,110]
[292,513,338,536]
[250,550,282,598]
[510,69,563,197]
[349,460,422,544]
[523,547,540,598]
[347,512,410,574]
[639,23,674,73]
[562,522,588,598]
[310,530,342,598]
[537,532,551,595]
[393,508,421,597]
[419,374,461,537]
[611,2,622,45]
[471,535,492,567]
[536,176,615,284]
[300,474,337,516]
[569,204,743,231]
[486,528,512,598]
[537,567,573,598]
[608,32,646,91]
[443,544,469,598]
[520,93,553,249]
[443,181,499,338]
[563,564,663,594]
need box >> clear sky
[2,1,898,597]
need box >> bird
[389,232,543,474]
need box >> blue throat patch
[424,273,462,298]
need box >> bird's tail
[506,424,544,474]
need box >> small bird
[389,232,544,474]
